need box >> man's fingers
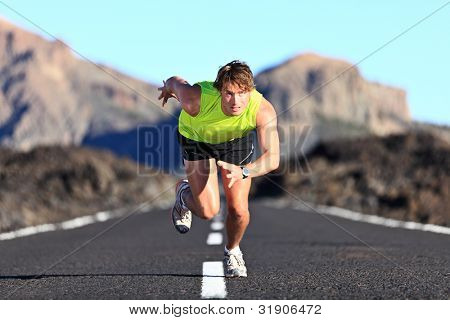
[218,161,236,187]
[158,81,172,107]
[217,160,231,169]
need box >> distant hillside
[1,18,415,170]
[0,145,176,233]
[0,17,178,151]
[251,132,450,227]
[412,121,450,145]
[255,53,411,155]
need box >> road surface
[0,199,448,299]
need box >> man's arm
[217,97,280,188]
[244,97,280,178]
[158,76,200,116]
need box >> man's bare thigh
[184,158,220,215]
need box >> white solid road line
[0,201,166,241]
[0,210,115,241]
[314,204,450,235]
[201,261,227,299]
[261,198,450,236]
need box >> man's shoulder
[256,97,277,127]
[195,81,220,96]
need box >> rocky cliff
[0,18,177,151]
[255,53,411,154]
[1,18,412,160]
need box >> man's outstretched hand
[217,160,243,189]
[157,80,178,107]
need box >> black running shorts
[176,129,255,166]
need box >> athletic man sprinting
[158,60,280,278]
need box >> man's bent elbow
[182,102,200,117]
[269,154,280,173]
[273,157,280,171]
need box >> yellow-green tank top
[178,81,263,144]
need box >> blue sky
[1,0,449,125]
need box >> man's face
[220,82,251,116]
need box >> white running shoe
[224,251,248,278]
[171,179,192,234]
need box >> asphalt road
[0,199,448,299]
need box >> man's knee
[227,203,249,220]
[197,202,220,220]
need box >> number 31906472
[258,304,322,315]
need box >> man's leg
[219,166,251,277]
[183,158,221,220]
[219,166,252,250]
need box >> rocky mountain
[2,19,447,233]
[251,132,450,227]
[0,145,176,233]
[1,18,413,166]
[0,17,178,152]
[255,53,411,154]
[2,17,447,230]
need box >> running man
[158,60,280,277]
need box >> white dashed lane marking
[206,232,223,245]
[210,221,224,231]
[201,261,227,299]
[201,206,227,299]
[206,207,225,245]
